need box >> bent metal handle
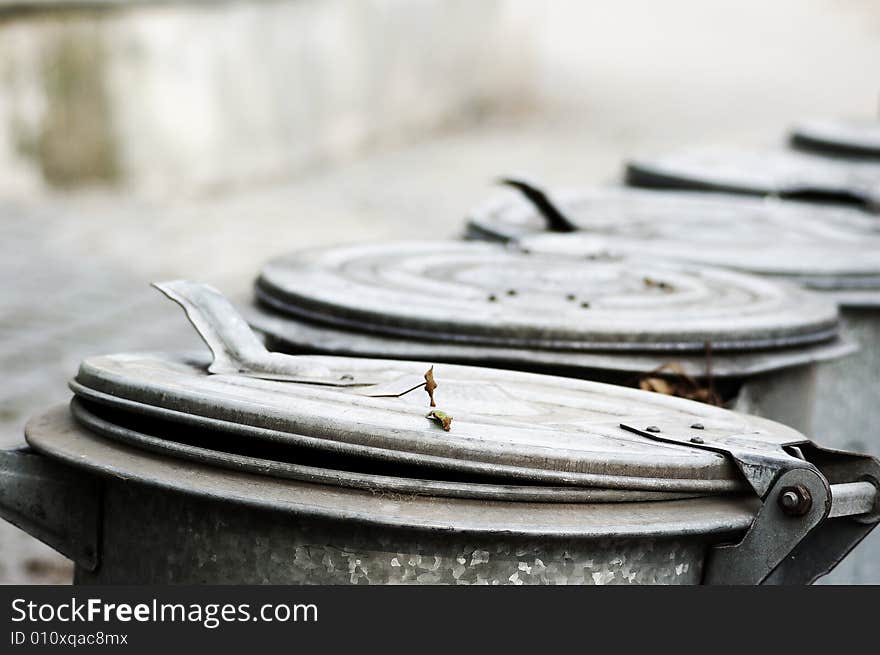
[153,280,271,375]
[153,280,361,386]
[498,177,578,233]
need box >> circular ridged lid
[469,188,880,298]
[68,396,702,504]
[626,147,880,208]
[256,241,838,352]
[69,350,812,493]
[27,406,760,538]
[792,119,880,158]
[247,302,852,379]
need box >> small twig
[369,366,451,430]
[368,381,426,399]
[367,366,439,406]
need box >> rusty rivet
[778,485,812,516]
[691,423,704,430]
[645,426,661,433]
[488,294,498,302]
[689,436,704,444]
[506,289,517,296]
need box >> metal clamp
[620,422,880,585]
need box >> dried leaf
[637,360,721,406]
[426,410,452,432]
[424,366,437,407]
[639,377,673,395]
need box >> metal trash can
[465,182,880,583]
[624,147,880,211]
[2,281,877,584]
[791,118,880,159]
[250,240,849,436]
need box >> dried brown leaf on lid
[636,355,721,407]
[426,410,453,432]
[639,377,674,395]
[424,366,438,407]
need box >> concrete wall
[526,0,880,144]
[0,0,536,196]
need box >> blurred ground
[1,0,879,583]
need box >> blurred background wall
[1,0,878,583]
[0,0,535,196]
[3,0,878,198]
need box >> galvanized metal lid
[247,301,852,379]
[468,186,880,304]
[792,118,880,158]
[626,147,880,210]
[73,349,808,494]
[256,241,838,352]
[27,406,761,539]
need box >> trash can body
[78,475,715,585]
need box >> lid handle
[153,280,357,385]
[154,280,268,375]
[498,177,578,233]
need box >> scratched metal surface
[67,352,798,491]
[27,407,760,539]
[792,118,880,158]
[813,309,880,456]
[68,397,702,504]
[255,241,840,352]
[248,280,852,384]
[470,188,880,300]
[75,480,711,585]
[815,314,880,585]
[625,147,880,209]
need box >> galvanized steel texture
[71,351,772,491]
[812,309,880,457]
[625,147,880,209]
[470,188,880,300]
[248,300,852,380]
[26,408,878,585]
[68,397,702,504]
[791,118,880,158]
[26,406,760,539]
[255,240,841,351]
[75,480,710,585]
